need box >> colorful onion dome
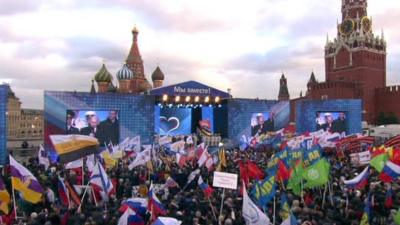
[94,64,113,83]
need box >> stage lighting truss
[156,95,223,108]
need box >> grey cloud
[0,0,42,15]
[13,36,127,72]
[225,42,322,74]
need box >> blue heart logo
[160,116,180,134]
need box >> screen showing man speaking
[315,112,346,134]
[66,110,120,146]
[250,112,275,137]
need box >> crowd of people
[1,133,400,225]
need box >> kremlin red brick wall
[375,86,400,119]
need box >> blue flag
[251,175,276,207]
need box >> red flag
[385,187,393,208]
[247,161,265,180]
[276,160,291,182]
[239,161,249,187]
[64,181,81,207]
[390,148,400,165]
[371,146,386,158]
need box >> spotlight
[205,96,210,103]
[215,96,220,103]
[209,104,212,107]
[218,104,222,108]
[185,96,191,102]
[199,104,203,107]
[162,94,168,102]
[168,104,173,108]
[175,96,180,102]
[195,96,200,102]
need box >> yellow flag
[217,148,227,171]
[101,151,117,169]
[0,189,10,214]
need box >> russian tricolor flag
[344,166,369,189]
[119,198,148,216]
[380,161,400,183]
[151,217,182,225]
[57,177,70,207]
[197,176,214,198]
[117,208,144,225]
[148,184,167,219]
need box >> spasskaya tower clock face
[339,19,354,36]
[361,16,372,32]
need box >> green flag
[370,153,388,172]
[302,158,330,189]
[394,209,400,225]
[287,160,303,195]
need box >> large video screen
[159,108,192,136]
[251,112,275,136]
[316,112,346,134]
[66,110,120,146]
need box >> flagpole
[328,181,334,206]
[78,157,96,213]
[273,196,276,225]
[82,159,85,186]
[322,185,328,209]
[219,188,226,225]
[77,182,91,212]
[207,197,218,222]
[91,186,98,207]
[11,185,18,219]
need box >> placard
[213,172,238,190]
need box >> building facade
[282,0,400,124]
[6,85,43,155]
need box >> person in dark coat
[98,110,120,145]
[333,112,346,134]
[251,113,269,136]
[321,113,334,132]
[66,111,79,134]
[80,115,100,140]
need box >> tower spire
[326,33,329,45]
[278,73,290,101]
[126,25,145,78]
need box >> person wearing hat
[66,110,80,134]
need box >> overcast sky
[1,0,399,109]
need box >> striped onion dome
[116,64,134,80]
[94,64,113,83]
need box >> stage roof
[150,80,231,98]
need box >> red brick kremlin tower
[286,0,400,124]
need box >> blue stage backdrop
[227,99,290,141]
[44,91,155,156]
[0,85,7,165]
[295,99,362,134]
